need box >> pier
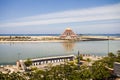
[31,55,75,66]
[17,55,75,70]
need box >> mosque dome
[66,28,71,30]
[60,27,78,40]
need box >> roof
[30,55,75,61]
[66,28,71,30]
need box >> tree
[86,58,91,62]
[24,58,32,67]
[0,71,26,80]
[0,72,7,80]
[80,54,83,60]
[117,50,120,57]
[79,65,92,80]
[108,52,115,58]
[115,50,120,62]
[92,62,110,80]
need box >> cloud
[0,3,120,27]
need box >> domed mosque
[60,28,78,40]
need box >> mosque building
[60,28,78,40]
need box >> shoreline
[0,40,65,43]
[0,39,120,43]
[0,35,120,43]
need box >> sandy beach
[0,40,66,43]
[0,36,120,43]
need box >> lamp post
[108,36,109,54]
[78,50,80,69]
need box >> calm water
[0,40,120,65]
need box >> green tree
[80,54,83,60]
[24,58,32,67]
[0,72,26,80]
[9,72,26,80]
[79,65,92,80]
[108,52,115,58]
[115,50,120,62]
[86,58,91,66]
[117,50,120,57]
[92,62,110,80]
[0,72,8,80]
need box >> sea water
[0,40,120,65]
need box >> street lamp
[77,50,80,69]
[108,36,109,54]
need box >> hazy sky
[0,0,120,34]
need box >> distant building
[60,28,78,40]
[114,62,120,77]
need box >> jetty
[17,55,75,71]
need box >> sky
[0,0,120,34]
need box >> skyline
[0,0,120,34]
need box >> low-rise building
[114,62,120,77]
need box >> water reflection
[62,42,75,52]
